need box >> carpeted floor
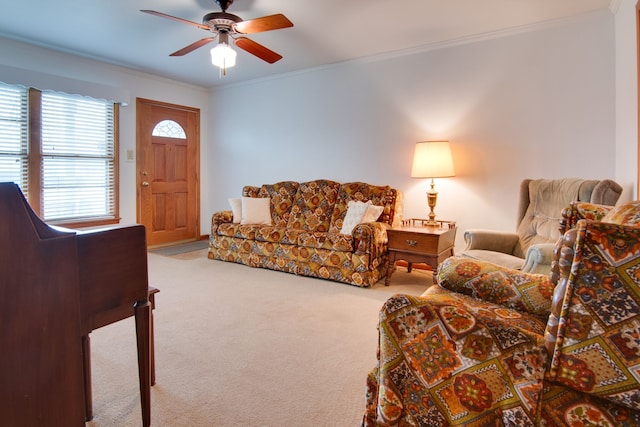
[149,240,210,257]
[86,250,432,426]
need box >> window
[0,81,119,227]
[152,119,186,139]
[0,83,28,194]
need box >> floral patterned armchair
[363,200,640,426]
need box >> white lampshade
[210,43,237,69]
[411,141,455,178]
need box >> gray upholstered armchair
[460,178,622,274]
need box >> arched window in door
[151,119,186,139]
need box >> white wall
[0,38,211,233]
[210,10,618,250]
[0,7,632,250]
[615,0,638,201]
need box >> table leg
[148,287,159,386]
[82,335,93,421]
[81,287,157,426]
[134,299,151,427]
[385,253,397,286]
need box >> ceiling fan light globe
[210,43,237,68]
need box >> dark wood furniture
[0,182,154,427]
[385,219,457,285]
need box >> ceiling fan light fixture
[210,42,236,67]
[210,31,236,76]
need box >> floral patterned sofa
[208,179,403,287]
[363,199,640,426]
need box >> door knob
[142,181,149,187]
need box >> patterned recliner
[209,179,403,287]
[363,200,640,426]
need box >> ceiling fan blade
[235,14,293,34]
[141,10,209,30]
[170,37,216,56]
[235,37,283,63]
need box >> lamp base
[426,178,439,225]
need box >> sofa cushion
[216,223,261,240]
[228,198,242,223]
[363,204,384,223]
[329,182,393,233]
[254,226,302,245]
[241,196,272,225]
[601,200,640,226]
[297,231,355,252]
[259,181,299,228]
[568,202,613,222]
[437,257,555,317]
[538,383,640,426]
[459,249,525,270]
[340,200,372,235]
[243,181,299,228]
[287,180,341,232]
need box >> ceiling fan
[141,0,293,70]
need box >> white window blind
[41,91,116,223]
[0,83,28,197]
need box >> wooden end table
[385,219,457,285]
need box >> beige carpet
[86,249,432,426]
[148,240,210,257]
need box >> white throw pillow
[241,197,272,225]
[340,200,372,235]
[228,198,242,224]
[362,204,384,223]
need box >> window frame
[2,85,120,228]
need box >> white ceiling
[0,0,613,88]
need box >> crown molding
[214,8,612,91]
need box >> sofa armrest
[211,210,233,233]
[436,256,554,317]
[560,202,613,235]
[352,222,389,256]
[520,242,556,274]
[546,220,640,408]
[463,229,520,254]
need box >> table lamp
[410,141,455,225]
